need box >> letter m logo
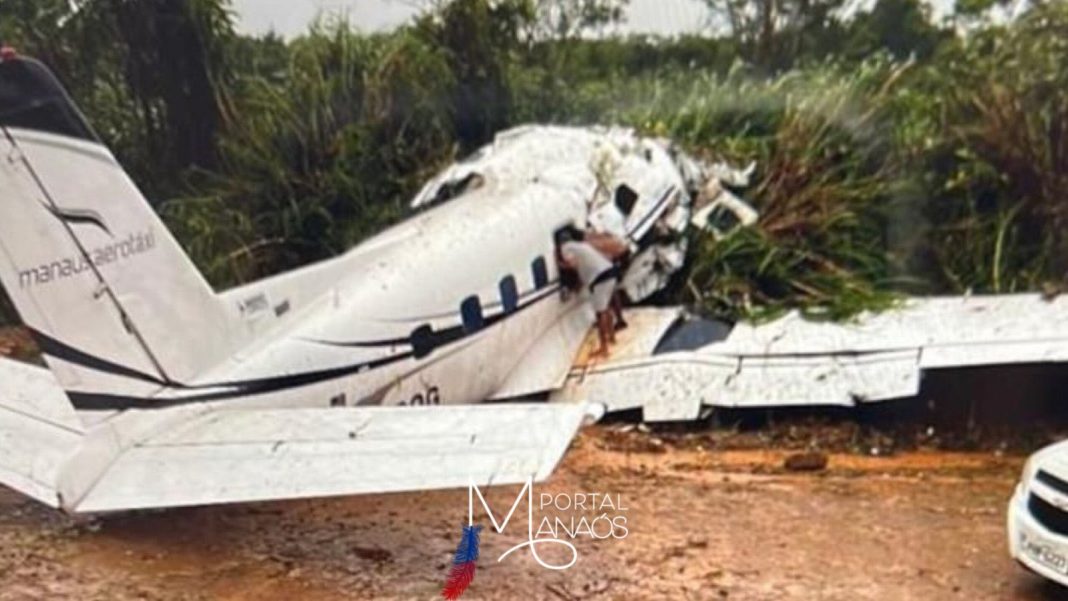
[468,477,534,533]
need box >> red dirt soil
[0,427,1060,601]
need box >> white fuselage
[193,164,588,411]
[0,107,691,421]
[92,126,688,417]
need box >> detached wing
[61,402,599,513]
[555,294,1068,421]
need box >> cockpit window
[707,204,742,233]
[615,184,639,216]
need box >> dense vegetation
[0,0,1066,323]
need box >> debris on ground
[783,451,829,472]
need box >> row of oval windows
[409,256,550,359]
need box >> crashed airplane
[1,52,1067,513]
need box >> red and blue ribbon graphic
[442,524,482,599]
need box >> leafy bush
[162,23,457,286]
[3,0,1067,322]
[903,3,1068,294]
[612,62,909,319]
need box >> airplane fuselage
[113,126,687,417]
[0,57,690,422]
[194,164,591,412]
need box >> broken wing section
[551,307,731,421]
[0,358,83,507]
[64,402,601,513]
[554,294,1068,422]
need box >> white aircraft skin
[0,53,706,512]
[4,53,1068,514]
[3,124,688,416]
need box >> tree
[103,0,234,174]
[417,0,532,149]
[532,0,629,39]
[911,1,1068,291]
[844,0,950,61]
[0,0,234,195]
[704,0,847,70]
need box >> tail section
[0,358,82,507]
[0,53,231,402]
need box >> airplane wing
[64,402,599,513]
[0,357,601,513]
[554,293,1068,421]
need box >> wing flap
[71,402,599,513]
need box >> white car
[1008,440,1068,586]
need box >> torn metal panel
[407,125,752,305]
[558,347,918,419]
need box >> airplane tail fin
[0,53,231,405]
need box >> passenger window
[531,257,549,289]
[461,295,484,333]
[410,325,435,359]
[499,276,518,313]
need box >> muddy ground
[0,424,1064,601]
[3,325,1068,599]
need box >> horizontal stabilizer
[67,402,601,513]
[0,359,83,506]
